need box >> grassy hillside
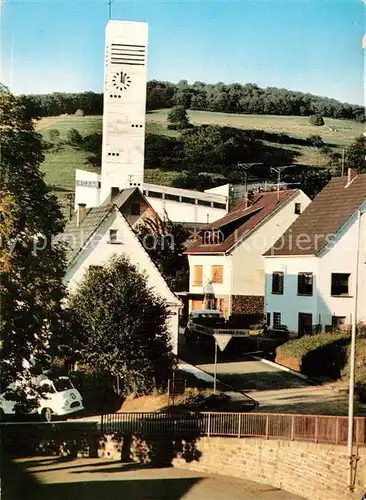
[36,111,362,217]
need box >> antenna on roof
[236,162,263,207]
[270,165,297,202]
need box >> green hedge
[277,331,350,359]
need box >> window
[297,273,313,296]
[332,316,346,329]
[181,196,196,205]
[213,202,226,210]
[198,199,211,207]
[193,265,203,286]
[109,229,118,244]
[295,203,302,215]
[272,272,284,294]
[331,273,350,296]
[130,203,140,216]
[165,193,180,202]
[211,265,224,284]
[148,191,163,199]
[266,312,271,325]
[273,312,282,328]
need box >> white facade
[188,190,311,315]
[264,206,366,333]
[100,21,148,202]
[74,169,228,223]
[64,208,181,353]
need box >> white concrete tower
[100,20,148,202]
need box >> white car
[0,375,84,422]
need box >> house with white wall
[264,168,366,335]
[59,194,182,354]
[185,188,311,317]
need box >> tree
[309,114,325,126]
[136,214,189,292]
[0,90,67,412]
[307,135,324,148]
[66,128,83,148]
[283,167,331,199]
[167,105,190,129]
[48,128,60,144]
[345,136,365,172]
[68,255,172,395]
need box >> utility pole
[347,208,364,490]
[108,0,113,20]
[270,165,296,201]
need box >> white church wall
[100,21,148,202]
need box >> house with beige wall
[185,189,311,318]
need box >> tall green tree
[68,255,172,395]
[345,136,365,172]
[0,90,67,408]
[167,105,190,129]
[136,214,189,292]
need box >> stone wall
[173,437,366,500]
[232,295,264,315]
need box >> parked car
[0,375,84,422]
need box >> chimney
[76,203,87,227]
[347,167,358,185]
[110,186,120,200]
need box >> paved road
[178,333,353,415]
[5,456,305,500]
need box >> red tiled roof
[264,174,366,257]
[186,189,299,254]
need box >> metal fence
[100,411,366,446]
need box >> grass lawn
[35,110,362,217]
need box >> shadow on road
[1,456,203,500]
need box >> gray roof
[57,205,113,264]
[101,187,139,207]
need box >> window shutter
[193,265,203,286]
[212,265,224,284]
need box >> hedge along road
[6,456,306,500]
[178,334,352,415]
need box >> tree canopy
[19,81,364,122]
[345,136,365,172]
[68,255,172,395]
[0,90,67,408]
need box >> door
[298,313,312,336]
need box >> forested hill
[20,81,364,122]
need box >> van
[0,375,84,422]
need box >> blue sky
[0,0,364,104]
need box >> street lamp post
[347,208,363,490]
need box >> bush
[167,105,190,128]
[48,128,60,143]
[66,128,83,148]
[308,134,324,147]
[309,114,325,126]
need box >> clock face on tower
[111,71,131,91]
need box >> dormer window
[109,229,118,244]
[202,229,224,245]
